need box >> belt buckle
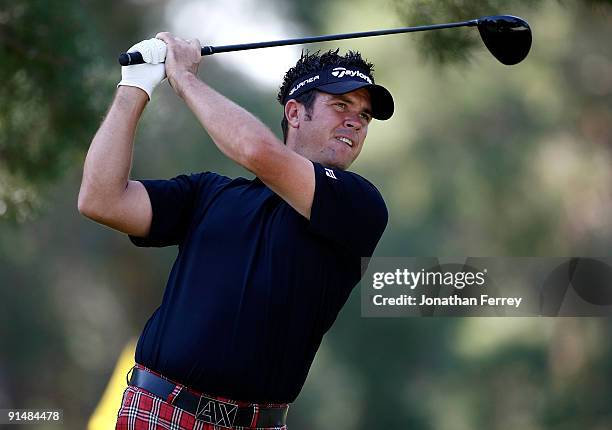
[195,394,239,429]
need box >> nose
[344,113,363,130]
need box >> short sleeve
[129,172,228,247]
[308,162,388,257]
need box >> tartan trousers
[115,365,289,430]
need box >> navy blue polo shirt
[129,161,387,403]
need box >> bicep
[249,142,315,219]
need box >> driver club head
[477,15,532,65]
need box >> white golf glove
[117,38,167,100]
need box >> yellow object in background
[88,339,137,430]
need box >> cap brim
[316,81,394,120]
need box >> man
[78,32,393,430]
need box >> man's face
[288,88,373,170]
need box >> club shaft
[202,20,478,55]
[118,19,479,65]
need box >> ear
[284,99,301,129]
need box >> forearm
[79,86,148,211]
[174,72,280,170]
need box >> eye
[360,112,372,122]
[334,102,347,110]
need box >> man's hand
[117,38,167,100]
[155,32,202,98]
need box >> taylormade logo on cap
[330,67,373,84]
[288,75,320,96]
[283,66,377,104]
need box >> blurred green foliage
[0,0,161,222]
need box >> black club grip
[118,46,215,66]
[118,52,144,66]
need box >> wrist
[116,86,149,105]
[171,71,199,99]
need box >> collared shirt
[128,162,387,403]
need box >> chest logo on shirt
[325,168,338,180]
[195,395,238,428]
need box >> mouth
[335,136,354,148]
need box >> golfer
[79,33,394,430]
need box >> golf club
[118,15,531,67]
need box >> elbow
[78,191,110,224]
[77,187,95,218]
[78,167,96,217]
[77,183,104,219]
[77,176,127,221]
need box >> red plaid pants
[115,365,289,430]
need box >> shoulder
[310,163,388,255]
[313,163,387,210]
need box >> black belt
[128,367,288,429]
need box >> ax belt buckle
[195,394,239,429]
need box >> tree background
[1,0,612,428]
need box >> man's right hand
[154,32,202,98]
[117,38,167,100]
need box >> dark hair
[278,49,375,143]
